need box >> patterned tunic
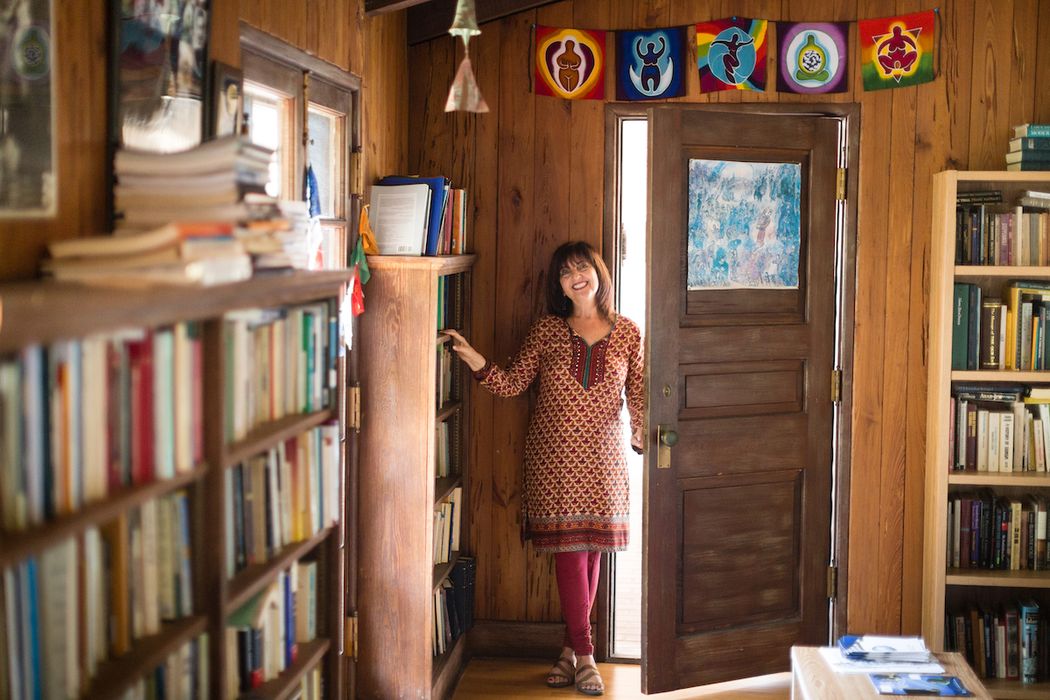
[476,314,645,552]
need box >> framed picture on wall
[0,0,56,217]
[110,0,211,153]
[208,60,242,138]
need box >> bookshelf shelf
[239,638,330,700]
[436,399,462,423]
[435,475,463,505]
[948,471,1050,486]
[225,525,334,615]
[222,408,337,467]
[923,171,1050,695]
[433,551,461,591]
[945,569,1050,588]
[981,679,1050,699]
[0,462,208,568]
[0,271,352,353]
[359,255,475,698]
[86,615,209,700]
[956,266,1050,279]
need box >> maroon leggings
[554,551,602,655]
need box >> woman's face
[559,256,599,309]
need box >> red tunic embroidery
[477,315,645,552]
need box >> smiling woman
[445,240,646,696]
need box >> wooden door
[644,107,840,693]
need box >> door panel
[644,107,840,692]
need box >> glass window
[308,107,340,219]
[244,83,289,199]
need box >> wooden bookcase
[0,271,351,699]
[923,171,1050,699]
[357,254,475,700]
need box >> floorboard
[451,658,791,699]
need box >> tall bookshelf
[357,254,476,700]
[0,271,351,699]
[923,171,1050,699]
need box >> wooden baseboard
[467,620,566,658]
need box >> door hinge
[345,613,358,660]
[827,566,838,599]
[348,385,361,432]
[836,167,847,201]
[831,369,843,403]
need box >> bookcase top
[366,254,476,275]
[0,269,354,352]
[935,170,1050,183]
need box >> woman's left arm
[625,322,646,453]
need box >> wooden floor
[452,658,791,699]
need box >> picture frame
[208,60,243,139]
[109,0,212,154]
[0,0,56,218]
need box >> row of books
[436,340,455,410]
[0,323,203,532]
[433,556,475,657]
[369,175,468,256]
[946,491,1048,571]
[434,487,463,566]
[1,491,194,699]
[946,602,1044,682]
[435,420,455,479]
[117,634,209,700]
[953,197,1050,267]
[223,302,338,444]
[948,387,1050,472]
[225,562,318,695]
[436,274,460,330]
[1007,123,1050,171]
[951,281,1050,371]
[951,385,1050,468]
[224,424,341,578]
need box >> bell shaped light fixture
[445,0,489,113]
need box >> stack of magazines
[838,635,936,664]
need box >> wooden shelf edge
[86,615,208,700]
[436,400,462,423]
[948,471,1050,486]
[434,475,463,505]
[945,569,1050,588]
[226,526,335,614]
[955,266,1050,278]
[0,463,208,568]
[239,638,331,700]
[0,270,353,353]
[951,371,1050,382]
[223,408,336,467]
[432,632,468,697]
[981,678,1050,699]
[366,254,476,274]
[433,551,461,591]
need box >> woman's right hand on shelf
[444,329,487,372]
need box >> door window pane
[308,107,341,218]
[244,84,287,198]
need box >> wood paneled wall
[0,0,407,280]
[407,0,1050,634]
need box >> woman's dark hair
[545,241,614,319]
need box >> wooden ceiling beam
[364,0,432,15]
[406,0,563,45]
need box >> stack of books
[1007,124,1050,171]
[113,136,272,233]
[43,221,252,286]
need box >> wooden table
[791,646,991,699]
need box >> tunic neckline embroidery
[564,318,614,390]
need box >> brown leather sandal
[546,656,576,688]
[575,662,605,696]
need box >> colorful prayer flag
[535,25,606,100]
[695,17,767,93]
[776,22,848,94]
[615,27,687,101]
[858,10,935,91]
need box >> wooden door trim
[601,103,858,656]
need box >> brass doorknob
[660,429,678,447]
